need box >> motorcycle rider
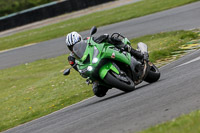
[66,31,148,70]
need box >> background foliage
[0,0,56,17]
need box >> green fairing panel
[76,38,104,72]
[76,37,131,79]
[102,46,131,65]
[99,62,120,79]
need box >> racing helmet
[66,31,82,51]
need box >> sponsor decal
[111,52,115,59]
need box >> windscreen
[73,40,88,59]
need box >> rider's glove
[68,56,75,65]
[68,55,79,71]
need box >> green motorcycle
[64,26,160,97]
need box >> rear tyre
[104,71,135,92]
[144,63,160,83]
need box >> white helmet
[66,32,82,47]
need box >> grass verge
[0,30,199,132]
[139,110,200,133]
[0,0,199,51]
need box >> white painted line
[63,96,95,110]
[5,96,96,132]
[174,56,200,69]
[160,49,200,70]
[36,96,95,117]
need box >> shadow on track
[63,82,161,114]
[79,83,153,108]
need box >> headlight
[92,46,99,64]
[92,58,98,64]
[87,66,93,71]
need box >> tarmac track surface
[0,1,200,69]
[4,44,200,133]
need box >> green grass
[0,55,93,131]
[0,30,199,132]
[0,0,55,17]
[0,0,199,51]
[139,110,200,133]
[131,31,198,62]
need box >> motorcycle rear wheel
[104,71,135,92]
[144,63,160,83]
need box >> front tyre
[144,63,160,83]
[103,71,135,92]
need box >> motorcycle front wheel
[103,71,135,92]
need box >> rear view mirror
[63,69,70,76]
[90,26,97,36]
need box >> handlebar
[111,33,125,39]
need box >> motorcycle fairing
[76,38,133,80]
[99,62,120,80]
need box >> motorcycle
[64,26,160,97]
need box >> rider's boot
[123,45,147,60]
